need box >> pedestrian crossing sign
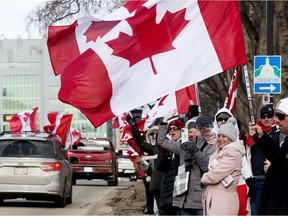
[254,55,281,94]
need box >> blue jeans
[250,180,264,215]
[180,208,203,216]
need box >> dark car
[0,132,73,207]
[67,137,118,186]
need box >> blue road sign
[254,56,281,94]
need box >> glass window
[2,75,40,128]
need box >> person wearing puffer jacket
[201,122,246,215]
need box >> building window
[2,75,40,113]
[0,62,42,68]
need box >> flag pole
[242,65,256,125]
[224,68,237,109]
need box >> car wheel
[72,176,77,185]
[66,183,73,205]
[107,176,118,186]
[129,175,137,181]
[55,193,66,208]
[55,183,66,207]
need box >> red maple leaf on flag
[71,129,78,137]
[84,20,120,43]
[106,5,189,74]
[22,112,30,122]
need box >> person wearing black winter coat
[156,148,180,215]
[246,104,280,215]
[248,97,288,215]
[126,115,179,215]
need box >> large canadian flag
[48,0,247,128]
[43,112,73,149]
[10,107,38,133]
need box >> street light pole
[266,0,274,104]
[266,0,274,55]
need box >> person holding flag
[248,97,288,215]
[246,104,280,215]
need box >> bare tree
[198,1,288,131]
[26,0,288,131]
[25,0,126,37]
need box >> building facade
[0,38,114,142]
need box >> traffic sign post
[254,55,281,94]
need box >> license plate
[84,167,93,172]
[14,167,28,175]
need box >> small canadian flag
[10,107,38,133]
[43,112,73,149]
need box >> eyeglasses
[274,112,288,121]
[168,127,179,132]
[260,113,273,119]
[217,117,228,122]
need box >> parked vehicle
[67,138,118,186]
[0,132,73,207]
[117,149,137,181]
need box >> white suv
[0,132,73,207]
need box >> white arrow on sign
[259,84,276,92]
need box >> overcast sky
[0,0,48,39]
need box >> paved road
[0,178,135,215]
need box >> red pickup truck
[67,137,118,186]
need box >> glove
[196,116,213,129]
[126,114,136,126]
[126,114,138,132]
[246,177,257,203]
[186,105,200,119]
[181,141,199,154]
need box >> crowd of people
[123,96,288,215]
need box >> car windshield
[0,140,55,158]
[77,139,111,151]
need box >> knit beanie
[218,122,238,142]
[168,118,184,129]
[260,104,274,115]
[196,116,213,129]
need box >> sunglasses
[260,113,273,119]
[217,117,228,122]
[168,127,179,132]
[274,112,288,121]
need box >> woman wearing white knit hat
[201,122,246,215]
